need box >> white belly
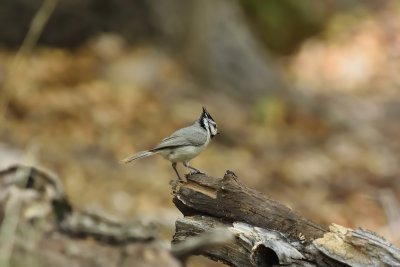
[159,145,206,163]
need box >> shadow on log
[171,171,400,267]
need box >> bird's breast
[160,145,206,162]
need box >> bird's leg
[172,162,186,182]
[183,161,205,175]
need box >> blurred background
[1,0,400,265]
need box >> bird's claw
[187,169,205,176]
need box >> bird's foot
[172,162,187,182]
[186,169,205,176]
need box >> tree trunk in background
[146,0,284,96]
[180,0,284,96]
[0,0,284,96]
[0,0,388,96]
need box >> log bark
[171,171,400,267]
[1,164,399,267]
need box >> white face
[208,119,218,137]
[202,117,218,138]
[200,107,218,138]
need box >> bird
[122,107,218,181]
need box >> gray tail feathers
[121,150,157,163]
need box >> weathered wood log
[2,164,399,266]
[171,171,400,267]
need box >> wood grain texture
[171,171,400,267]
[172,171,326,240]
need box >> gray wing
[151,123,207,151]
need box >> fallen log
[171,171,400,267]
[1,165,399,266]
